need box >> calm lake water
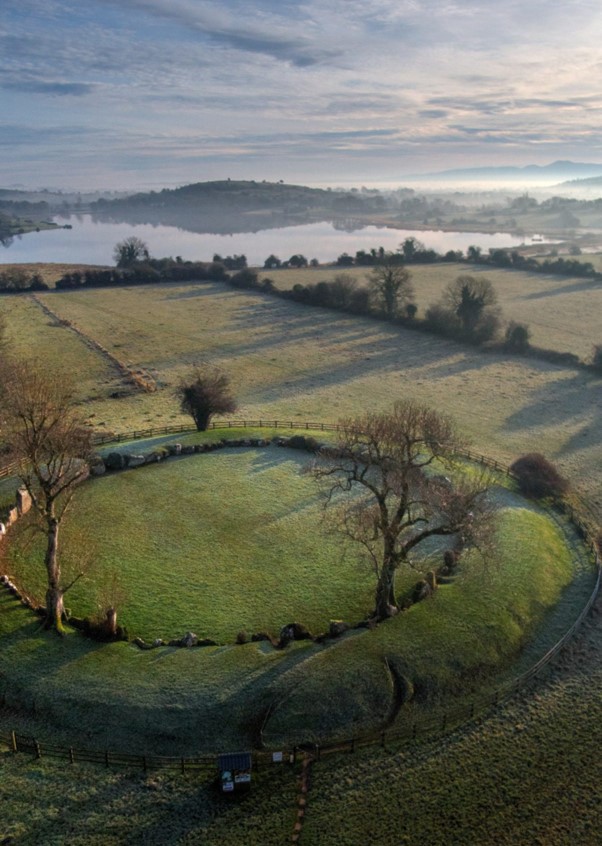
[1,215,551,267]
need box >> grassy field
[2,283,598,508]
[1,594,601,846]
[263,262,602,361]
[0,447,586,754]
[0,275,600,844]
[5,444,375,641]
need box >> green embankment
[0,433,581,753]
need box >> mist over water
[2,215,552,267]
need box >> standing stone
[16,488,32,515]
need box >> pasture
[264,261,602,361]
[0,271,601,844]
[3,281,600,508]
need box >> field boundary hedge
[0,421,600,770]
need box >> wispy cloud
[2,79,96,96]
[1,0,602,188]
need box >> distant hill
[558,174,602,187]
[408,160,602,183]
[91,179,374,212]
[89,179,387,235]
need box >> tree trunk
[374,554,398,621]
[45,586,65,632]
[105,607,117,637]
[44,515,65,632]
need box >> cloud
[100,0,342,67]
[2,79,96,96]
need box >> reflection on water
[1,214,550,267]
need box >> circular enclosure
[0,434,595,751]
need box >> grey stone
[180,631,198,647]
[328,620,349,638]
[105,452,127,470]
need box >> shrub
[504,321,531,353]
[510,453,569,499]
[591,344,602,372]
[229,268,258,289]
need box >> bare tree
[2,361,93,631]
[113,236,150,268]
[310,401,493,621]
[177,368,237,431]
[368,258,414,319]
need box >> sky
[2,0,602,191]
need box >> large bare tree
[3,361,93,631]
[311,401,493,621]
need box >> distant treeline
[1,247,599,371]
[330,238,600,279]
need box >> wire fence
[0,421,600,771]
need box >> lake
[1,215,552,267]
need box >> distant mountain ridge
[408,160,602,182]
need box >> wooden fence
[0,421,600,770]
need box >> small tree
[504,321,531,353]
[2,361,93,631]
[310,401,493,621]
[178,368,237,431]
[440,275,500,343]
[264,254,281,269]
[329,273,358,310]
[510,454,569,500]
[368,258,414,320]
[113,236,150,268]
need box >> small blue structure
[218,751,252,793]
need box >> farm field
[264,261,602,361]
[3,282,600,508]
[0,276,601,844]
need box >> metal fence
[0,422,600,770]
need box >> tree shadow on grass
[502,371,602,451]
[519,277,602,300]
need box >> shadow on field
[161,281,230,300]
[519,277,602,300]
[503,372,602,451]
[247,446,311,474]
[217,295,496,404]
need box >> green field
[6,444,374,641]
[0,273,600,844]
[2,284,601,512]
[0,435,585,755]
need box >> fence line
[0,422,600,770]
